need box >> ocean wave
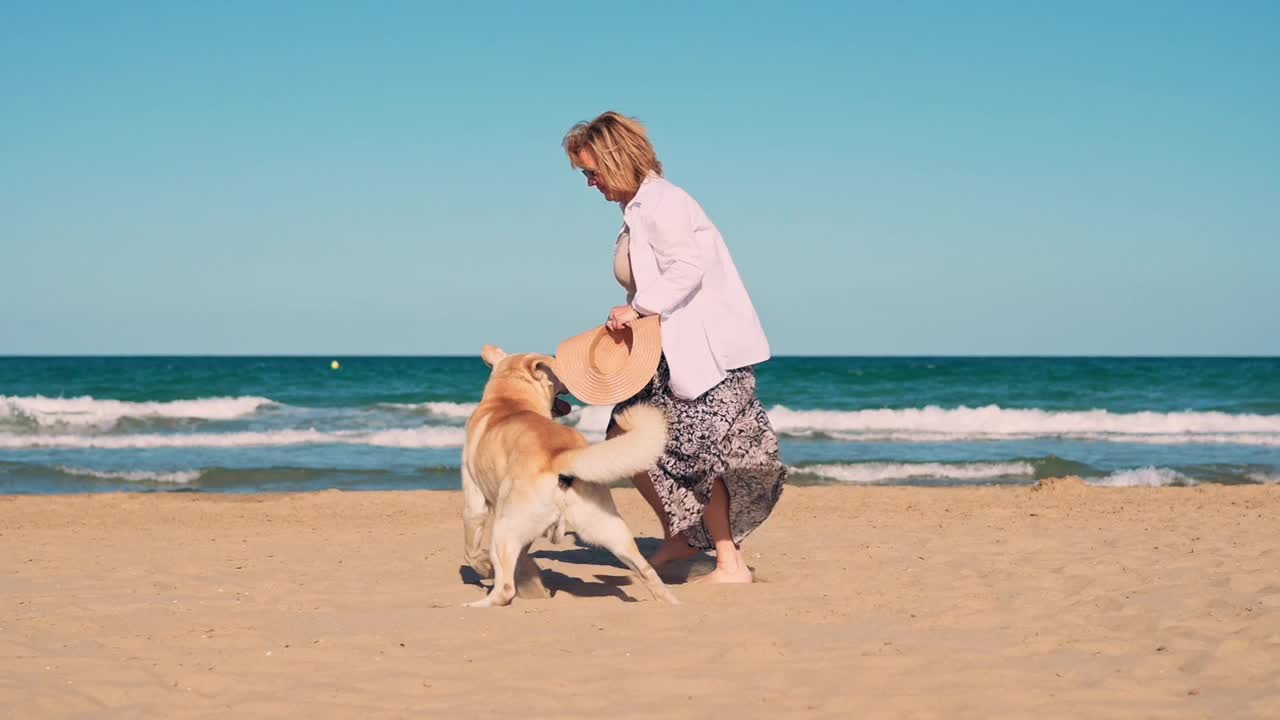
[378,401,477,420]
[768,405,1280,446]
[813,431,1280,447]
[563,404,613,440]
[0,426,466,450]
[55,466,205,484]
[0,395,275,430]
[792,461,1036,484]
[789,462,1208,487]
[0,462,469,491]
[1085,467,1196,487]
[1069,432,1280,447]
[380,401,611,438]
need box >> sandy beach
[2,483,1278,719]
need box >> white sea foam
[0,395,274,429]
[794,461,1036,484]
[359,426,469,448]
[1246,471,1280,485]
[1086,467,1196,487]
[385,400,610,438]
[564,404,614,441]
[55,466,204,484]
[380,401,477,420]
[768,405,1280,446]
[794,462,1203,487]
[1071,432,1280,447]
[0,426,467,450]
[818,431,1280,447]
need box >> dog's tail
[559,404,667,485]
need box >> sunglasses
[580,167,601,182]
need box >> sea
[1,356,1277,494]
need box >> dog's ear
[481,345,507,368]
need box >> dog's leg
[465,490,556,608]
[461,461,493,578]
[464,517,521,608]
[567,485,680,605]
[514,548,550,599]
[543,515,568,545]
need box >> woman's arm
[629,200,704,317]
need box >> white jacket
[623,174,771,400]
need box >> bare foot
[647,535,698,569]
[692,564,753,584]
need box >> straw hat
[554,316,662,405]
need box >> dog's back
[464,397,586,503]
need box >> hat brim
[554,316,662,405]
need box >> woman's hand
[606,305,640,331]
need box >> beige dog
[461,345,679,607]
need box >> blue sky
[2,1,1276,355]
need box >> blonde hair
[562,111,663,195]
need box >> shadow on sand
[458,535,712,601]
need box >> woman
[562,111,786,584]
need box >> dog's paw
[464,588,515,608]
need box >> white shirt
[621,174,771,400]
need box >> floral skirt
[609,357,786,550]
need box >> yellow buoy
[330,360,341,371]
